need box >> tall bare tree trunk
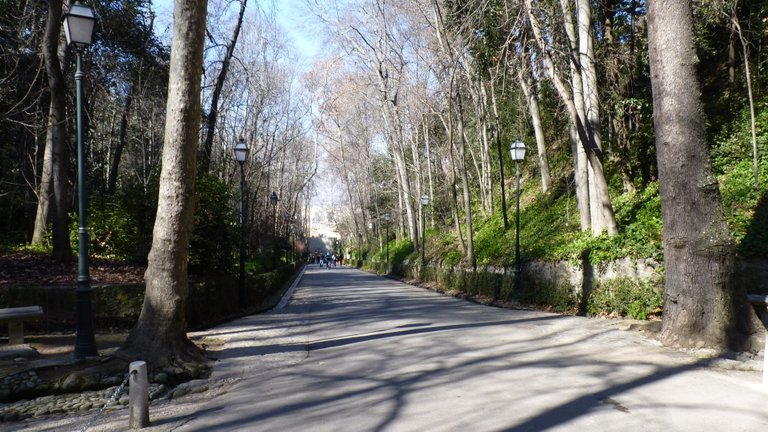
[441,107,465,255]
[578,0,617,235]
[408,130,423,249]
[36,0,71,262]
[488,72,509,229]
[120,0,209,366]
[647,0,752,350]
[32,134,52,245]
[571,123,590,230]
[518,58,551,193]
[730,15,759,189]
[424,119,435,228]
[199,0,247,175]
[108,85,133,194]
[455,91,475,268]
[527,0,617,235]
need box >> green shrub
[86,200,142,260]
[544,183,663,265]
[73,177,157,262]
[586,277,663,319]
[77,174,240,272]
[718,159,768,257]
[390,238,415,263]
[189,176,237,274]
[514,278,578,312]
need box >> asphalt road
[15,265,768,431]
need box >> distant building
[310,205,340,247]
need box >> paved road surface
[14,266,768,431]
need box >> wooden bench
[0,306,44,345]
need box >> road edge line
[276,264,306,310]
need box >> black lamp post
[420,195,429,266]
[357,232,362,262]
[368,221,375,258]
[283,213,294,263]
[270,191,278,268]
[234,137,249,302]
[64,1,98,360]
[383,212,390,273]
[510,140,527,293]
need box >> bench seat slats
[0,306,44,321]
[0,306,43,345]
[747,294,768,306]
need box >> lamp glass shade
[234,138,249,163]
[64,2,96,46]
[270,192,279,206]
[510,140,527,161]
[383,213,390,221]
[420,195,429,205]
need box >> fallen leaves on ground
[0,252,145,287]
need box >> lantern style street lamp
[64,2,97,48]
[64,1,98,360]
[420,195,429,266]
[383,212,390,273]
[510,140,527,293]
[234,138,249,302]
[270,192,279,267]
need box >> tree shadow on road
[178,267,768,432]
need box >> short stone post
[129,361,149,428]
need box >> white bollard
[129,361,150,428]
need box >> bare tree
[199,0,247,175]
[524,0,617,235]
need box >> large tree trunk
[647,0,752,350]
[120,0,209,366]
[37,0,71,262]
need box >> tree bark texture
[37,0,71,262]
[121,0,209,365]
[647,0,752,349]
[518,57,551,194]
